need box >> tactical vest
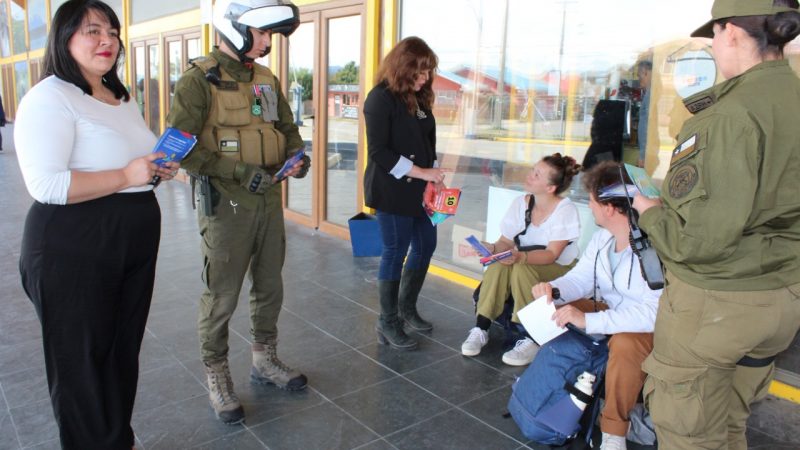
[192,56,287,168]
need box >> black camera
[617,166,664,290]
[628,209,665,290]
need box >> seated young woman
[462,153,581,366]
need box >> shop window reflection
[10,0,27,55]
[325,15,360,227]
[399,0,716,274]
[14,61,30,105]
[28,0,48,51]
[0,0,10,58]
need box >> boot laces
[264,345,293,374]
[208,361,238,404]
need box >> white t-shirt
[15,76,157,205]
[499,195,581,265]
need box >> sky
[400,0,714,73]
[288,14,361,71]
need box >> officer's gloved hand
[295,154,311,179]
[234,162,272,194]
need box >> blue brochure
[274,148,306,182]
[152,127,197,167]
[465,235,492,257]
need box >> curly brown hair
[542,153,581,195]
[582,161,633,214]
[375,36,438,115]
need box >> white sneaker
[600,432,627,450]
[501,337,538,366]
[461,327,489,356]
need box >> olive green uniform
[168,48,304,363]
[638,60,800,449]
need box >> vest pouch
[240,129,264,166]
[216,91,251,126]
[261,127,287,167]
[215,128,241,158]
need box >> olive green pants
[197,185,286,362]
[643,273,800,450]
[476,261,573,323]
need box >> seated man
[532,161,662,450]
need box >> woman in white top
[462,153,581,366]
[15,1,178,448]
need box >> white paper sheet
[517,295,567,346]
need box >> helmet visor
[237,3,300,36]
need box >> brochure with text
[465,235,514,266]
[274,148,306,182]
[423,182,461,225]
[152,127,197,167]
[599,163,660,199]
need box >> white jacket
[551,229,662,335]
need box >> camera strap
[617,166,665,290]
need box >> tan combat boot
[251,342,308,391]
[204,359,245,425]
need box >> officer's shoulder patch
[671,133,701,166]
[668,163,699,199]
[684,95,715,114]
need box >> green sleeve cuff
[638,206,661,232]
[220,158,241,181]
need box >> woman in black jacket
[363,36,445,350]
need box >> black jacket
[363,82,437,216]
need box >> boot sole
[250,369,308,391]
[403,319,433,332]
[376,330,418,350]
[211,405,245,425]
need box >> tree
[330,61,359,84]
[290,67,313,101]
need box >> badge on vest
[220,139,239,153]
[217,80,239,91]
[671,134,698,166]
[254,84,279,122]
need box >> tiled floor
[1,129,799,449]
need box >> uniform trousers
[19,192,161,450]
[477,261,573,323]
[643,273,800,450]
[197,184,285,362]
[567,299,654,437]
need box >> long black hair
[42,0,129,101]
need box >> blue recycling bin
[348,213,382,257]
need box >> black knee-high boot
[398,267,434,331]
[376,280,418,350]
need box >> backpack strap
[513,195,535,249]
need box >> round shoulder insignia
[668,164,699,199]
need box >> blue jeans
[376,211,437,281]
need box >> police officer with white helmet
[168,0,309,425]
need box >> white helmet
[213,0,300,60]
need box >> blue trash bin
[348,213,382,257]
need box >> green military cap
[691,0,798,38]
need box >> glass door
[322,11,362,229]
[281,3,364,238]
[164,30,201,113]
[130,38,160,135]
[285,18,316,223]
